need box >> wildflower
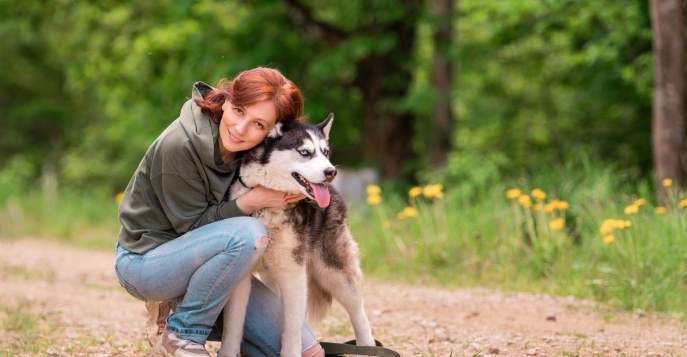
[603,235,615,245]
[116,192,125,205]
[408,186,422,198]
[533,204,542,212]
[366,185,381,196]
[422,184,444,199]
[557,201,569,211]
[367,194,382,205]
[549,217,565,231]
[599,219,632,235]
[397,206,419,220]
[662,178,673,187]
[633,198,646,206]
[544,199,559,213]
[679,199,687,209]
[518,194,532,208]
[624,204,639,215]
[655,207,667,214]
[506,188,522,199]
[531,188,546,201]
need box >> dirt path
[0,238,685,357]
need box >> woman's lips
[228,131,243,143]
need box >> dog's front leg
[276,268,308,357]
[217,276,252,357]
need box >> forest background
[1,0,687,317]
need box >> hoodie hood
[179,81,239,173]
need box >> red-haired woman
[115,68,323,357]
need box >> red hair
[195,67,305,124]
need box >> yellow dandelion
[679,199,687,209]
[506,188,522,200]
[599,219,631,235]
[557,201,569,211]
[400,206,419,218]
[422,184,444,199]
[366,185,381,196]
[603,235,615,245]
[544,199,559,213]
[633,198,646,206]
[367,194,382,205]
[408,186,422,198]
[531,188,546,201]
[116,192,125,205]
[549,217,565,231]
[518,194,532,208]
[655,207,667,214]
[624,204,639,215]
[533,204,542,212]
[662,178,673,187]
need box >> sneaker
[157,326,210,357]
[145,301,173,346]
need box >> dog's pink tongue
[311,184,331,208]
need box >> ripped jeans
[114,217,319,356]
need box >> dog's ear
[268,122,284,139]
[317,113,334,140]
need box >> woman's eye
[255,122,264,129]
[234,108,244,115]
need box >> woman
[115,67,324,357]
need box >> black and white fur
[217,114,375,357]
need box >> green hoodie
[117,82,246,254]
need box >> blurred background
[1,0,686,315]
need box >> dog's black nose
[324,167,337,182]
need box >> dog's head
[247,113,336,208]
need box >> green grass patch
[0,298,60,355]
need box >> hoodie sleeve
[152,173,246,234]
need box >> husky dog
[216,114,375,357]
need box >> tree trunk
[650,0,686,200]
[355,22,417,180]
[428,0,455,169]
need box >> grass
[1,160,686,320]
[350,161,687,319]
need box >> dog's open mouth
[292,173,331,208]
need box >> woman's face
[218,99,278,158]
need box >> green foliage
[0,0,660,193]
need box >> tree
[649,0,685,199]
[428,0,455,169]
[283,0,424,180]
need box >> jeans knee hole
[255,236,268,249]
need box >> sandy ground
[0,238,685,357]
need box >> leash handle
[321,340,401,357]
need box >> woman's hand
[236,186,307,214]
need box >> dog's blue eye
[299,150,310,156]
[323,150,329,157]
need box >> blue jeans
[114,217,319,356]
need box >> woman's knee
[303,343,324,357]
[217,216,268,250]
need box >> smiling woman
[115,67,324,357]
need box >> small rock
[546,313,556,321]
[526,348,538,356]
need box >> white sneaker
[157,326,210,357]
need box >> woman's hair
[195,67,305,124]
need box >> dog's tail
[306,275,333,324]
